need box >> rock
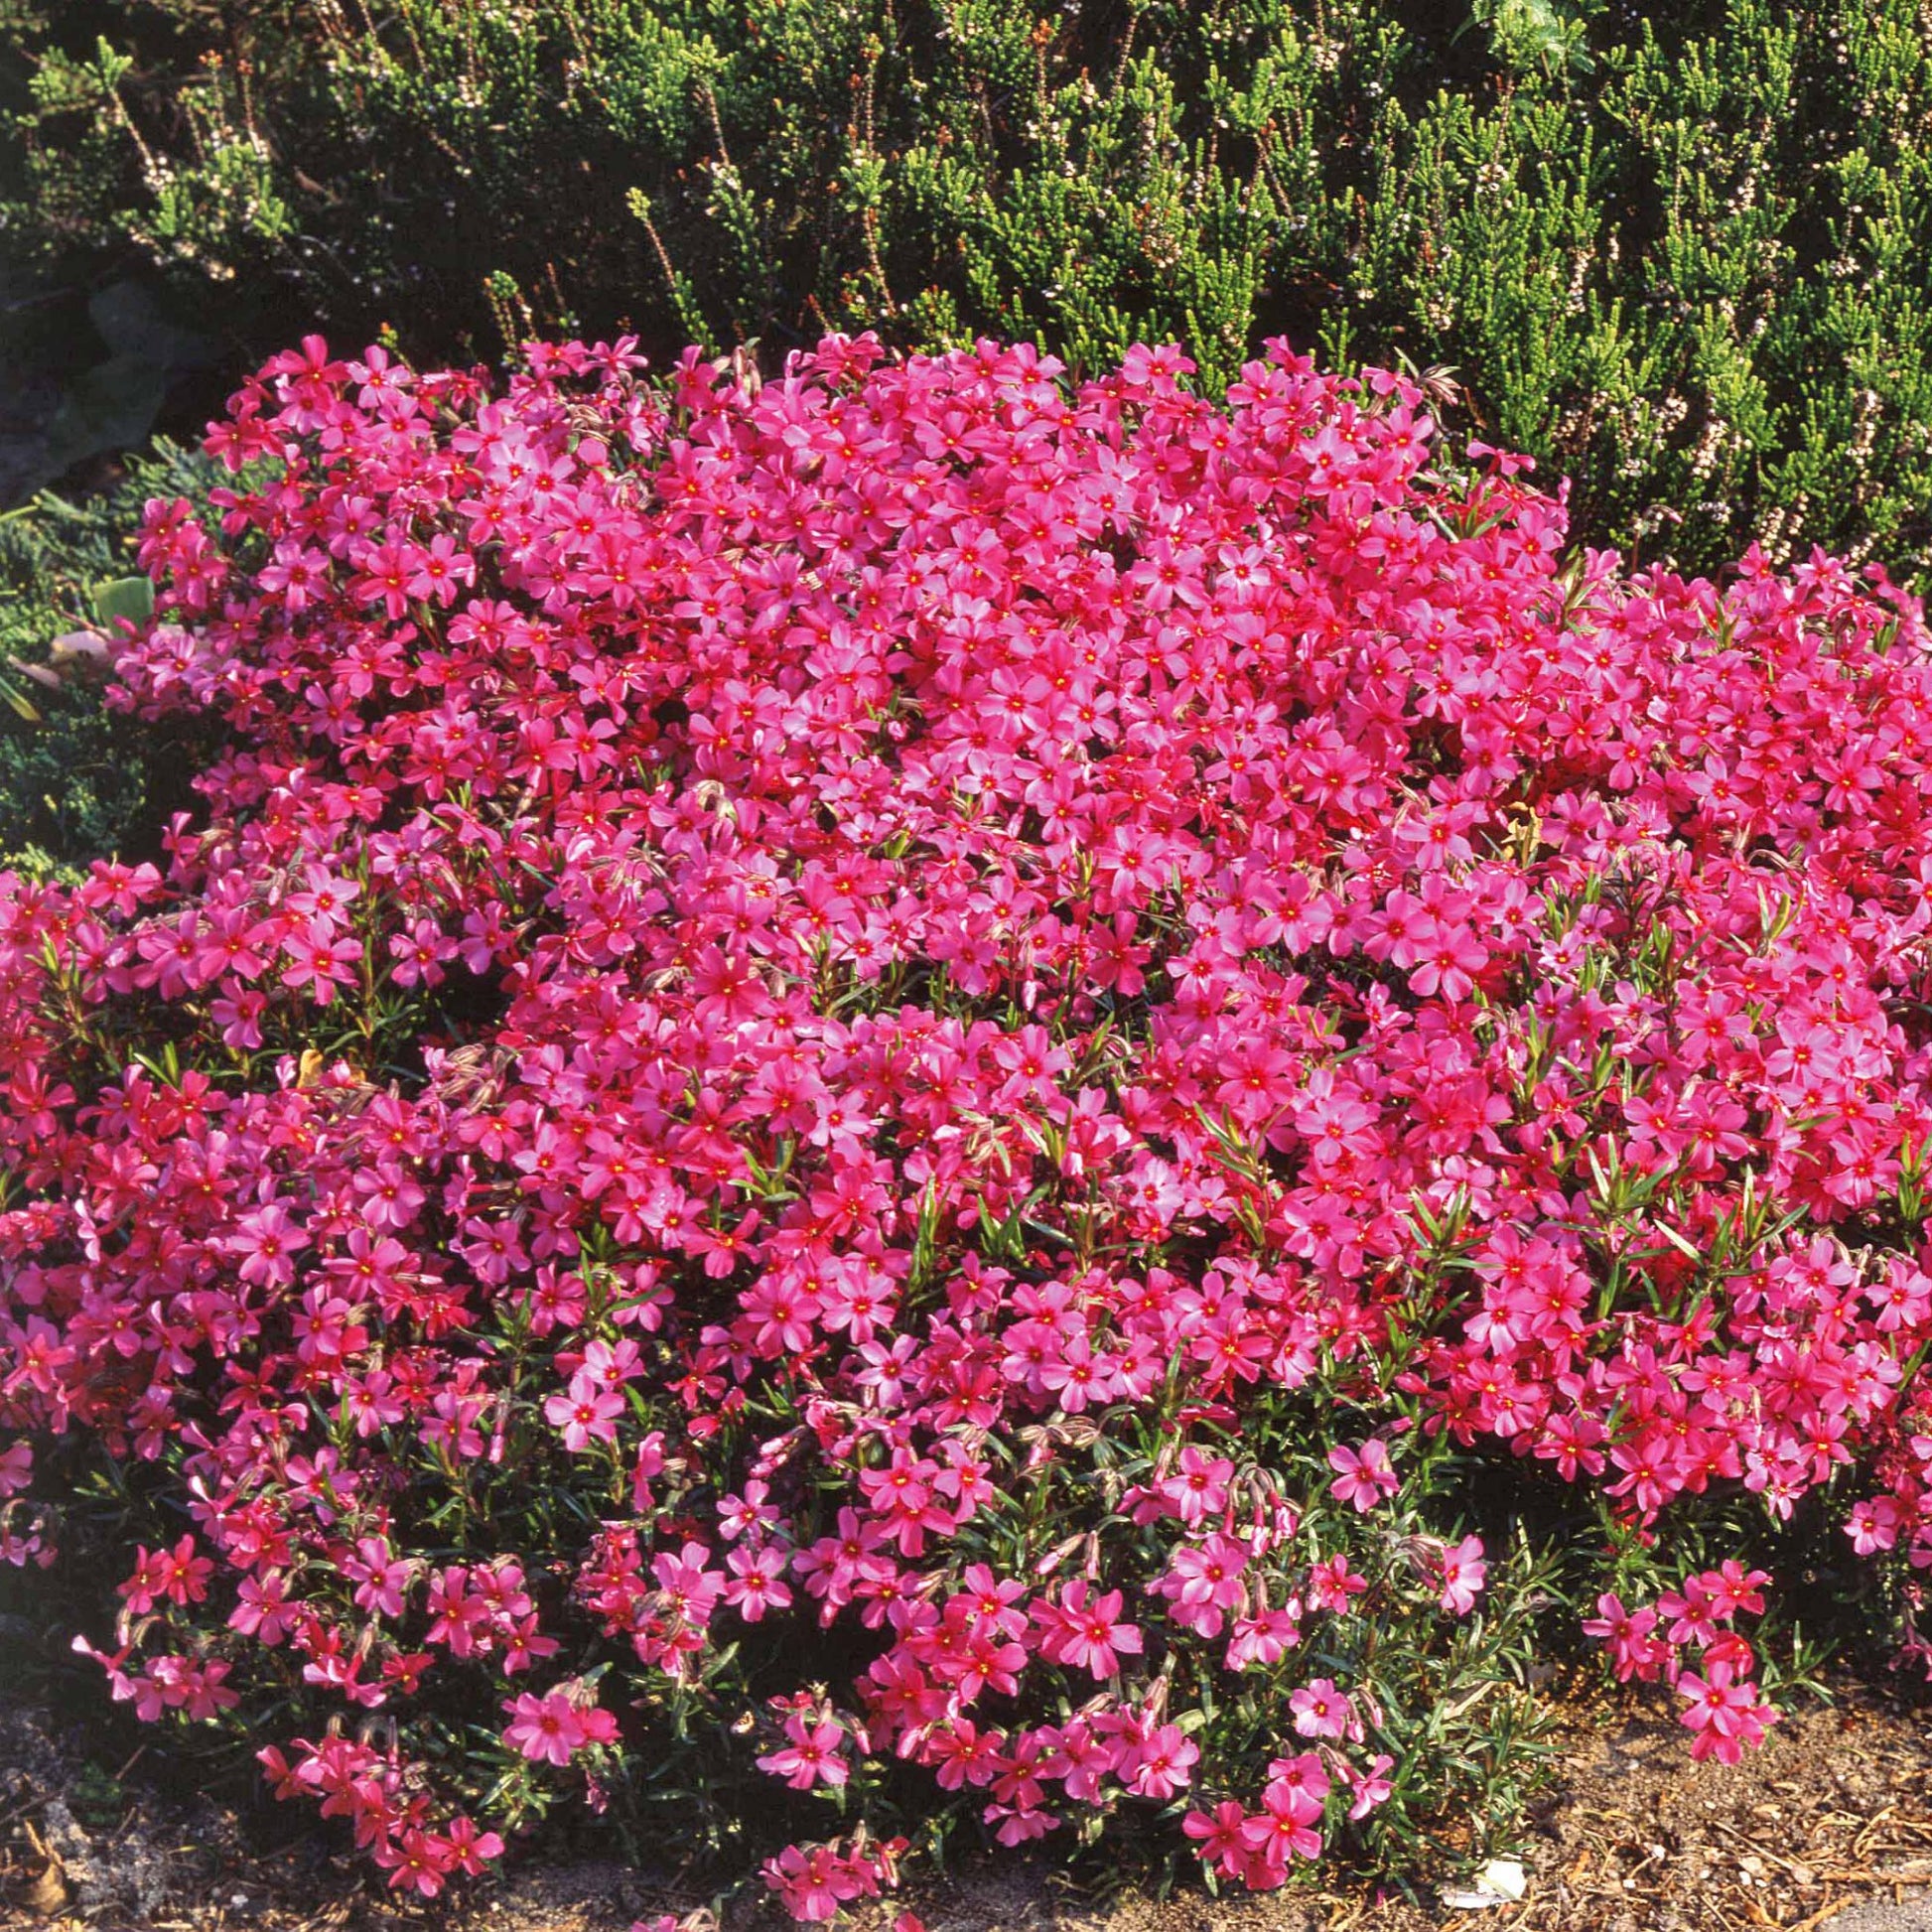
[1821,1891,1932,1932]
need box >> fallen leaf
[1441,1859,1529,1910]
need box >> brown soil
[6,1679,1932,1932]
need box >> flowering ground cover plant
[5,328,1932,1917]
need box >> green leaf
[87,575,153,627]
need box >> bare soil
[6,1677,1932,1932]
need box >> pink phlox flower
[758,1714,850,1790]
[1675,1658,1779,1764]
[1438,1534,1487,1614]
[1033,1580,1144,1679]
[1289,1676,1353,1740]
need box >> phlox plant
[7,327,1932,1916]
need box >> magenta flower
[1307,1555,1371,1612]
[501,1689,617,1766]
[1182,1800,1252,1882]
[543,1372,625,1451]
[1289,1677,1353,1740]
[1241,1777,1324,1875]
[1345,1753,1396,1820]
[1122,1723,1199,1800]
[1326,1439,1400,1512]
[1034,1581,1144,1679]
[1438,1535,1487,1614]
[758,1716,850,1791]
[1675,1660,1779,1764]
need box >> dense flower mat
[5,332,1932,1917]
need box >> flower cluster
[7,327,1932,1911]
[761,1834,909,1923]
[1585,1565,1781,1764]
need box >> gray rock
[1825,1890,1932,1932]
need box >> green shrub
[9,1,1932,585]
[0,438,217,873]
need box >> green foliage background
[0,442,215,873]
[7,0,1932,866]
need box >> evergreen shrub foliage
[8,0,1932,579]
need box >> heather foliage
[11,1,1932,582]
[6,331,1932,1914]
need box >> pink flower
[1583,1592,1670,1683]
[1226,1604,1302,1670]
[758,1716,850,1790]
[1439,1535,1487,1614]
[543,1372,625,1451]
[1151,1532,1250,1638]
[1326,1439,1401,1512]
[1033,1581,1144,1680]
[442,1816,505,1875]
[343,1537,413,1619]
[119,1536,213,1612]
[502,1690,617,1767]
[1848,1496,1904,1554]
[1241,1776,1324,1874]
[1289,1677,1353,1740]
[1122,1723,1198,1799]
[759,1839,893,1924]
[1676,1660,1778,1764]
[1183,1799,1252,1880]
[1345,1752,1396,1820]
[226,1205,307,1289]
[24,322,1932,1914]
[723,1545,793,1622]
[374,1829,456,1898]
[1307,1555,1370,1612]
[1159,1446,1234,1527]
